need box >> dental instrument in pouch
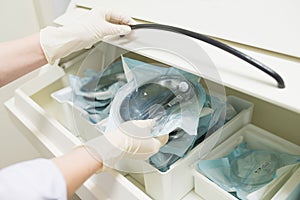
[119,75,196,122]
[129,24,285,89]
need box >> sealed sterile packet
[104,56,206,137]
[66,60,125,124]
[149,95,235,172]
[52,60,126,125]
[71,61,126,100]
[197,142,300,200]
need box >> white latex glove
[40,8,136,64]
[84,119,169,171]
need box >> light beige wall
[0,0,42,168]
[0,0,40,42]
[33,0,71,28]
[0,0,71,168]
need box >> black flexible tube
[130,24,285,89]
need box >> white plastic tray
[271,165,300,200]
[50,86,102,141]
[52,84,253,200]
[128,96,253,200]
[5,55,254,200]
[193,124,300,200]
[4,65,152,200]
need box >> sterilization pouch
[198,142,300,200]
[104,56,206,137]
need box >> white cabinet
[5,0,300,199]
[54,0,300,144]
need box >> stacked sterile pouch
[53,54,218,161]
[194,124,300,200]
[51,58,126,140]
[103,55,211,173]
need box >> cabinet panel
[76,0,300,58]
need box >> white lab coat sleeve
[0,158,67,200]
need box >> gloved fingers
[155,134,169,147]
[116,119,168,159]
[84,135,124,166]
[129,136,162,155]
[102,23,132,36]
[118,119,155,138]
[129,135,169,158]
[131,119,156,128]
[104,119,154,151]
[105,10,136,25]
[103,119,165,158]
[85,119,169,166]
[81,8,135,25]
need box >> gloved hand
[83,119,169,171]
[40,8,136,64]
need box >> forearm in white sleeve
[0,158,67,200]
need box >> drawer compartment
[129,96,253,200]
[5,44,253,200]
[4,64,151,200]
[193,124,300,200]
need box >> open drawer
[4,1,300,199]
[4,61,153,200]
[5,37,256,200]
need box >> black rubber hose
[130,24,285,89]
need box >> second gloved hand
[84,119,169,171]
[40,8,135,64]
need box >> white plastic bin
[4,65,152,200]
[5,52,254,200]
[193,124,300,200]
[129,96,253,200]
[50,86,103,141]
[271,165,300,200]
[52,82,253,200]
